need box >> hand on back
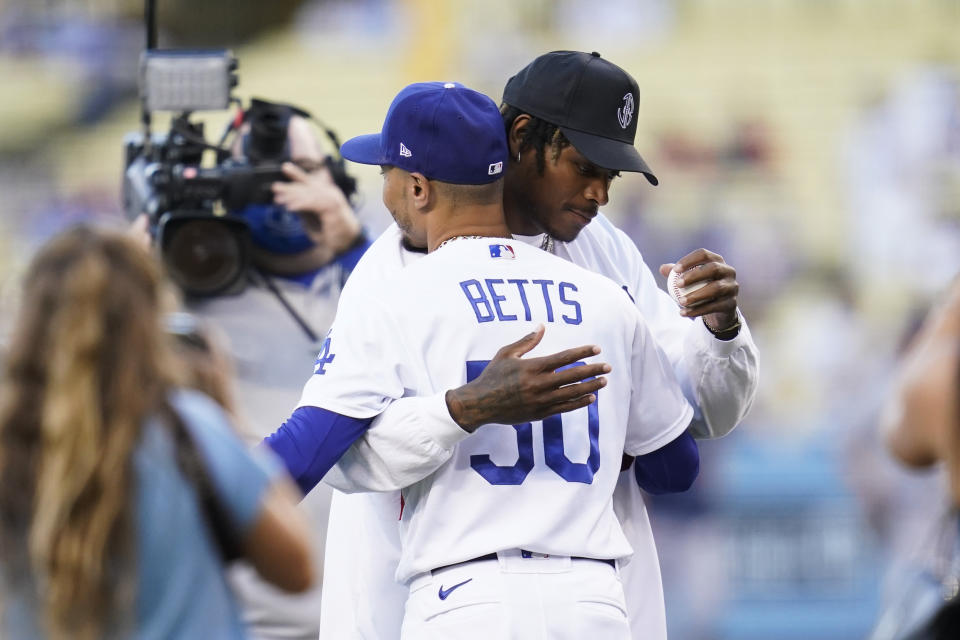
[445,324,611,432]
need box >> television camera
[123,49,356,297]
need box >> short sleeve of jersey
[169,389,280,532]
[623,310,695,456]
[297,289,408,419]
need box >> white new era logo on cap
[399,142,412,157]
[488,161,503,175]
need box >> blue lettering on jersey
[466,360,534,485]
[507,279,533,321]
[485,279,517,321]
[313,331,336,375]
[465,359,600,486]
[460,278,584,325]
[558,282,582,325]
[460,279,494,323]
[621,285,635,303]
[543,362,600,483]
[531,279,555,322]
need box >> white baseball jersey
[301,237,692,582]
[316,225,415,640]
[318,215,759,639]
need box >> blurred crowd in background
[0,0,958,638]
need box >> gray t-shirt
[186,271,342,639]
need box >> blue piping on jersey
[633,430,699,495]
[262,406,373,496]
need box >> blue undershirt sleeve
[633,429,700,495]
[262,406,373,496]
[333,233,372,275]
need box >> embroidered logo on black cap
[617,93,634,130]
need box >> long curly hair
[0,227,181,639]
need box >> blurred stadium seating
[1,1,958,637]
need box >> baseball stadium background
[1,0,958,637]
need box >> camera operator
[242,113,367,277]
[204,109,370,640]
[132,107,370,640]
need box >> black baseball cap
[502,50,658,185]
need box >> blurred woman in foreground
[0,227,313,639]
[874,277,960,640]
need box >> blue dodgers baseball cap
[340,82,508,185]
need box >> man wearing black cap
[500,50,661,238]
[268,79,697,640]
[493,55,755,640]
[282,52,758,639]
[499,52,739,333]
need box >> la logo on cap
[399,142,412,157]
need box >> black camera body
[123,111,287,297]
[124,115,287,219]
[123,50,355,298]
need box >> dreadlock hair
[0,226,181,640]
[501,104,571,175]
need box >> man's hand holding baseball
[660,248,741,338]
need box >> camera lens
[161,217,249,296]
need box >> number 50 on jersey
[466,359,600,486]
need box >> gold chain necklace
[437,235,486,250]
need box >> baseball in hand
[668,268,708,305]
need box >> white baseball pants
[400,551,630,640]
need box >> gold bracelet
[704,313,742,340]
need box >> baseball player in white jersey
[292,80,694,639]
[319,215,718,638]
[308,52,758,640]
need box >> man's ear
[408,172,432,211]
[509,114,532,160]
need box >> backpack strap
[160,402,244,563]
